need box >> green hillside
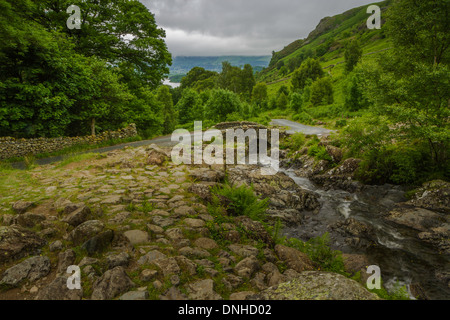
[258,0,393,84]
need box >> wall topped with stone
[0,124,138,160]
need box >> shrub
[210,183,269,221]
[307,144,332,162]
[286,233,346,274]
[335,119,348,128]
[289,133,307,151]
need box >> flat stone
[173,206,196,216]
[123,230,150,245]
[12,200,34,214]
[100,195,123,205]
[234,256,260,279]
[185,219,206,228]
[187,279,222,300]
[153,258,180,277]
[230,291,256,300]
[147,224,164,234]
[165,228,185,241]
[140,269,158,282]
[194,238,218,250]
[137,250,167,266]
[274,244,314,273]
[119,291,149,300]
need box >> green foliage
[368,280,411,301]
[286,234,346,274]
[34,0,172,90]
[307,144,333,162]
[157,86,176,134]
[335,119,347,128]
[175,89,203,124]
[0,0,171,139]
[289,133,307,151]
[291,58,324,91]
[217,62,255,100]
[252,83,268,107]
[205,89,242,123]
[210,183,269,221]
[180,67,218,91]
[310,77,334,107]
[289,92,304,113]
[344,39,363,73]
[359,0,450,175]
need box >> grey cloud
[140,0,377,56]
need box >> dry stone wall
[0,124,137,160]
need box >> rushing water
[281,168,450,300]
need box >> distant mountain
[169,56,271,75]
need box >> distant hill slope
[259,0,393,82]
[170,56,271,75]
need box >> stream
[281,168,450,300]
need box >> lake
[163,79,181,88]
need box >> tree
[276,92,289,110]
[205,89,241,123]
[252,83,268,109]
[289,92,304,113]
[33,0,172,90]
[75,57,131,136]
[291,58,324,91]
[310,78,334,107]
[181,67,218,90]
[157,86,176,134]
[344,40,363,73]
[176,89,203,125]
[363,0,450,169]
[240,64,256,101]
[345,69,368,112]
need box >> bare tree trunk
[91,118,96,136]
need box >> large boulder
[251,271,380,300]
[146,144,169,166]
[0,256,51,287]
[91,267,135,300]
[67,220,105,245]
[0,226,46,264]
[385,207,448,232]
[12,200,34,214]
[310,158,363,192]
[406,180,450,214]
[35,276,83,300]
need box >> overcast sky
[140,0,377,57]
